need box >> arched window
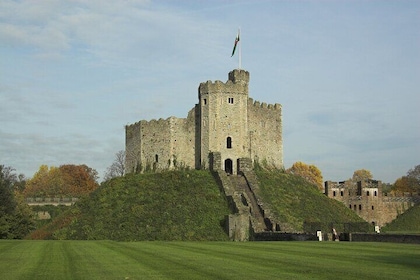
[155,154,159,163]
[227,137,232,149]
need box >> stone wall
[247,99,283,168]
[125,69,283,175]
[253,232,317,241]
[348,233,420,244]
[325,180,418,227]
[198,70,250,174]
[125,113,196,173]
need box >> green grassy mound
[31,170,230,241]
[255,168,368,232]
[382,203,420,234]
[29,169,372,240]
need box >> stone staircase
[214,168,281,241]
[228,174,267,233]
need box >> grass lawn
[0,240,419,279]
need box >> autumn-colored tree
[24,165,60,197]
[393,176,416,194]
[286,161,323,190]
[392,164,420,194]
[59,164,98,196]
[24,164,99,197]
[352,169,373,182]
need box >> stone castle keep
[125,69,283,174]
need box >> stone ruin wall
[125,113,196,173]
[325,180,417,227]
[125,121,142,173]
[170,108,197,170]
[247,98,283,168]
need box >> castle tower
[198,69,250,174]
[125,68,283,175]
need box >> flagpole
[238,28,241,70]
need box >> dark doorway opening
[224,159,233,174]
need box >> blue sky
[1,0,419,183]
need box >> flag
[231,31,240,57]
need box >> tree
[0,165,17,217]
[352,169,373,182]
[24,164,99,198]
[59,164,99,196]
[393,176,416,194]
[392,164,420,194]
[286,162,323,190]
[24,165,61,197]
[406,164,420,192]
[0,165,34,239]
[104,150,125,181]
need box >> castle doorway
[224,159,233,174]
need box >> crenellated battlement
[248,98,282,110]
[228,69,249,84]
[198,80,248,96]
[126,116,182,129]
[126,68,283,176]
[198,69,249,97]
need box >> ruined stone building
[325,179,419,227]
[125,69,283,175]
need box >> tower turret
[228,69,250,85]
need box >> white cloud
[1,0,419,184]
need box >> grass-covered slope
[32,170,230,241]
[255,168,368,232]
[29,169,372,240]
[382,203,420,234]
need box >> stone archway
[224,158,233,174]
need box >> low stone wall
[347,233,420,244]
[253,232,318,241]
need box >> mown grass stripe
[0,241,44,279]
[103,241,222,279]
[0,241,419,280]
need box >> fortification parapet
[228,69,249,84]
[126,68,283,175]
[198,69,249,97]
[127,116,184,129]
[249,98,281,111]
[198,81,248,97]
